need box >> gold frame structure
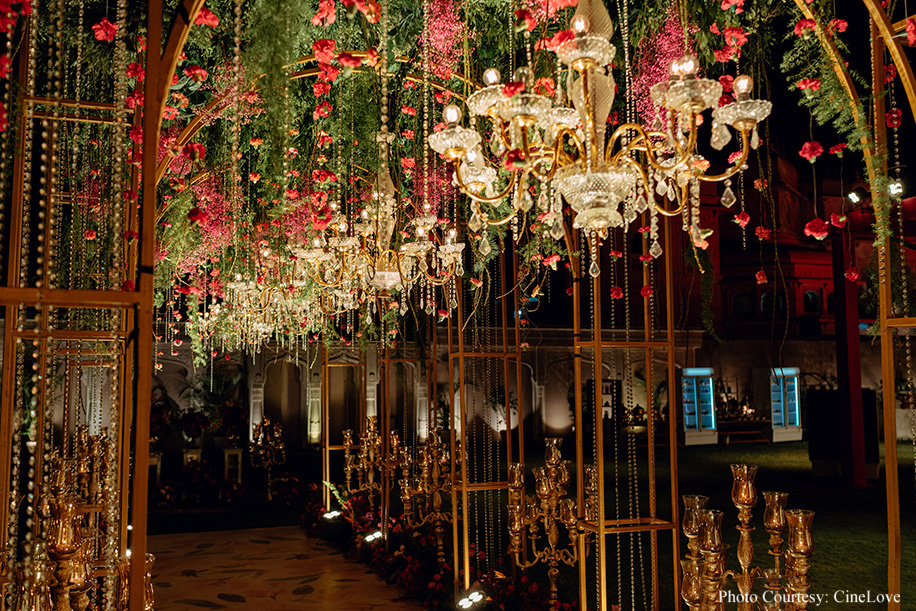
[321,346,367,511]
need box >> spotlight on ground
[364,530,383,543]
[890,181,904,196]
[323,510,341,519]
[847,187,868,204]
[457,591,485,609]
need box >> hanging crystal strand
[19,0,38,291]
[649,203,662,259]
[0,3,14,272]
[230,0,243,225]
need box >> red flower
[318,63,339,82]
[402,129,414,140]
[502,81,526,97]
[534,77,555,97]
[536,29,574,52]
[721,0,744,14]
[92,18,118,42]
[755,270,767,285]
[121,280,135,291]
[723,26,747,48]
[728,151,743,165]
[845,267,860,282]
[313,81,331,97]
[885,64,898,83]
[126,62,145,81]
[194,7,219,27]
[829,143,847,157]
[755,226,772,241]
[400,157,415,172]
[543,254,561,267]
[401,105,417,116]
[250,137,263,147]
[313,38,337,64]
[803,218,830,240]
[908,18,916,47]
[84,229,97,240]
[187,207,209,224]
[249,172,260,183]
[313,100,333,120]
[610,286,624,299]
[162,106,179,120]
[504,149,526,170]
[713,46,737,63]
[733,212,750,228]
[639,254,653,262]
[183,65,208,83]
[886,109,902,128]
[126,90,144,109]
[797,78,820,93]
[640,286,653,298]
[128,125,143,144]
[718,75,734,93]
[317,131,334,148]
[754,179,768,191]
[793,19,816,38]
[337,52,362,68]
[514,8,537,32]
[0,55,10,79]
[183,142,206,161]
[799,141,823,163]
[828,18,848,34]
[830,213,847,228]
[608,250,623,260]
[311,0,336,26]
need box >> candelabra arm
[607,118,696,173]
[696,129,751,182]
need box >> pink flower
[504,149,526,170]
[470,278,483,288]
[728,151,743,165]
[754,178,768,191]
[311,0,336,26]
[824,145,846,162]
[194,7,219,27]
[502,81,526,97]
[126,62,145,81]
[804,218,830,240]
[514,8,537,32]
[830,213,847,228]
[92,18,118,42]
[794,19,816,38]
[733,212,750,228]
[183,65,208,83]
[845,267,860,282]
[640,286,654,298]
[755,226,772,241]
[542,254,561,267]
[799,141,823,163]
[337,52,362,68]
[908,18,916,47]
[84,229,97,240]
[610,286,624,299]
[312,39,337,64]
[755,270,767,285]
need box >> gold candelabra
[507,439,595,602]
[680,464,814,611]
[251,417,287,501]
[398,428,453,565]
[342,416,407,509]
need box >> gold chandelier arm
[307,253,348,288]
[451,158,518,204]
[526,127,586,183]
[422,259,457,286]
[696,129,751,183]
[394,251,423,285]
[651,185,687,217]
[608,118,696,174]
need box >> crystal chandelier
[428,12,771,275]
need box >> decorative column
[248,356,266,442]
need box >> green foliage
[684,246,720,342]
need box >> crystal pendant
[479,237,491,256]
[656,180,668,197]
[425,302,434,315]
[550,220,564,240]
[538,192,549,211]
[751,126,760,149]
[635,194,648,213]
[649,240,663,259]
[449,295,458,309]
[720,186,737,208]
[710,123,731,151]
[623,205,637,224]
[588,259,600,278]
[468,212,483,232]
[399,301,408,315]
[520,191,534,212]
